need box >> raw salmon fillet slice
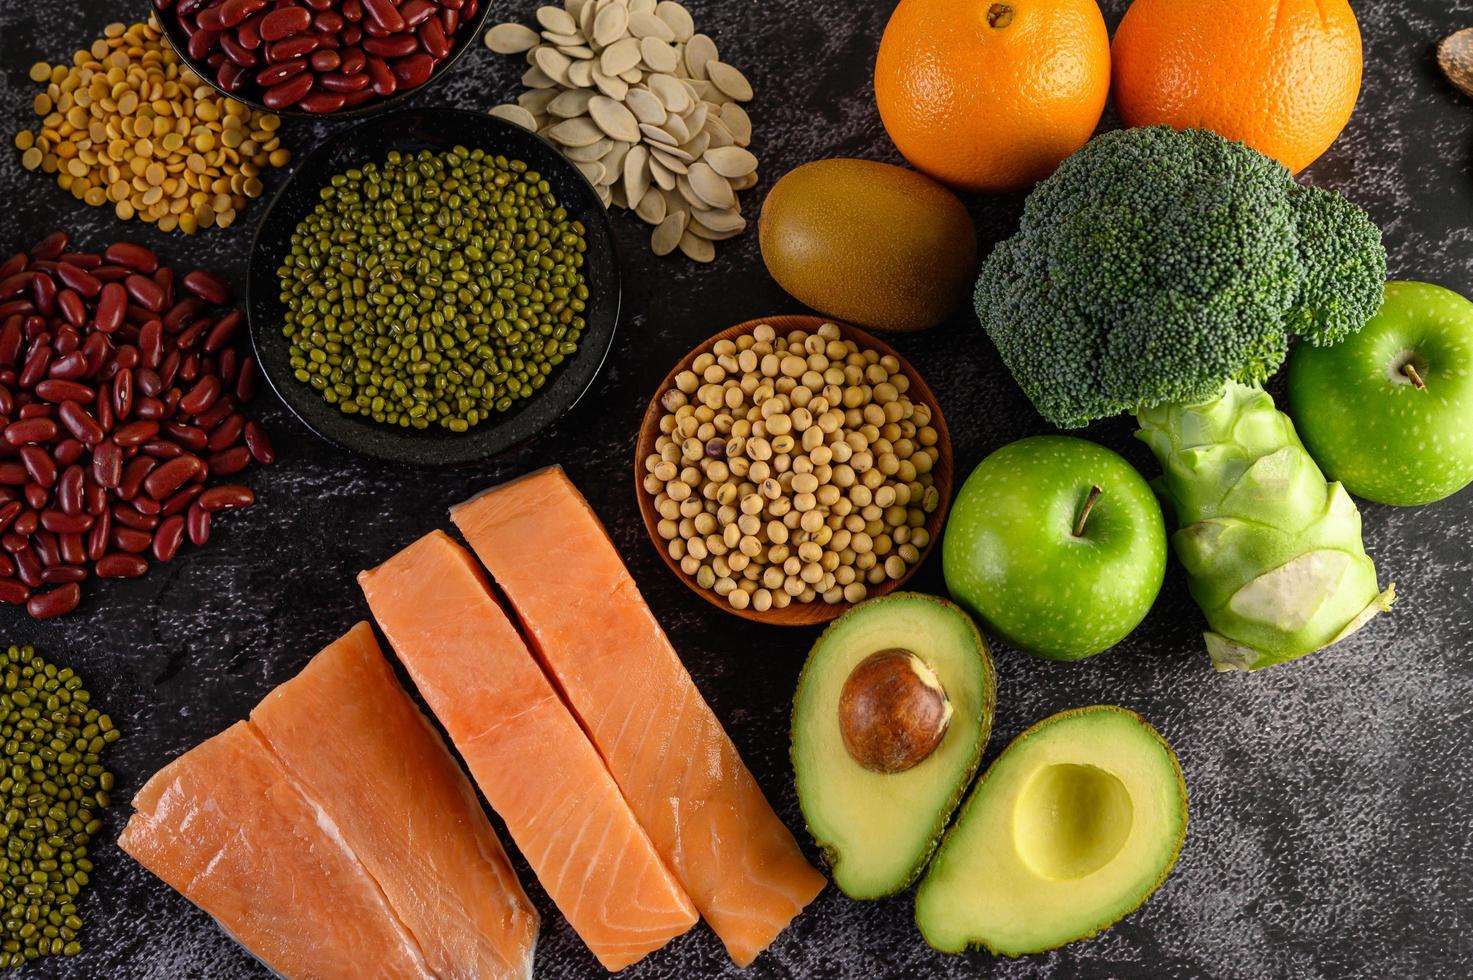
[360,530,698,973]
[119,721,438,979]
[250,622,539,979]
[453,467,827,967]
[120,625,539,980]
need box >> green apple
[941,435,1167,661]
[1288,280,1473,507]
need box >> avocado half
[791,593,995,899]
[916,705,1188,956]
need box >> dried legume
[14,19,288,233]
[0,231,272,620]
[157,0,479,114]
[278,147,589,431]
[0,645,118,970]
[645,322,943,612]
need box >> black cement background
[2,0,1472,977]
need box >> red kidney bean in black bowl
[152,0,489,117]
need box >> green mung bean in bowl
[248,108,620,466]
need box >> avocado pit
[838,648,952,774]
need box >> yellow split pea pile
[644,322,942,612]
[14,19,290,232]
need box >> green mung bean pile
[278,146,591,432]
[0,646,117,969]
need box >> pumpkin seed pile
[0,646,118,969]
[485,0,756,263]
[278,147,590,433]
[644,322,943,612]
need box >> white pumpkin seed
[588,95,641,142]
[649,154,677,190]
[703,145,756,178]
[652,210,688,255]
[651,146,690,173]
[572,59,598,87]
[564,137,612,162]
[691,207,746,234]
[625,87,666,125]
[639,122,678,146]
[549,89,595,118]
[489,103,539,130]
[487,23,541,53]
[690,214,746,241]
[521,65,558,88]
[706,61,752,102]
[684,33,717,80]
[574,159,606,187]
[536,5,578,35]
[719,102,751,145]
[628,11,674,41]
[703,115,735,148]
[487,0,758,262]
[678,230,715,263]
[640,36,680,73]
[624,144,652,207]
[680,129,710,161]
[655,1,694,42]
[600,36,642,75]
[687,161,735,208]
[591,67,629,100]
[548,116,606,147]
[517,87,559,113]
[662,111,691,145]
[635,185,667,224]
[533,46,574,84]
[592,3,629,46]
[648,73,691,113]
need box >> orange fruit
[874,0,1111,193]
[1111,0,1363,174]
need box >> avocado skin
[916,704,1189,957]
[790,592,996,898]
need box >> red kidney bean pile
[155,0,479,114]
[0,231,275,621]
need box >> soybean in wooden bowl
[635,315,953,627]
[247,108,620,466]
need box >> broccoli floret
[974,126,1387,428]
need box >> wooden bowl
[634,315,953,627]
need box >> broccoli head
[974,126,1387,428]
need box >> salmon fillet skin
[119,624,539,980]
[452,466,827,967]
[361,530,698,973]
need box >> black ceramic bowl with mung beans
[155,0,494,120]
[246,107,620,466]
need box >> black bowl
[156,0,492,120]
[247,108,621,466]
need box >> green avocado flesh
[916,705,1187,956]
[792,593,995,899]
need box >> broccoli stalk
[1138,383,1394,670]
[975,127,1393,671]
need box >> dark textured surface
[2,1,1472,978]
